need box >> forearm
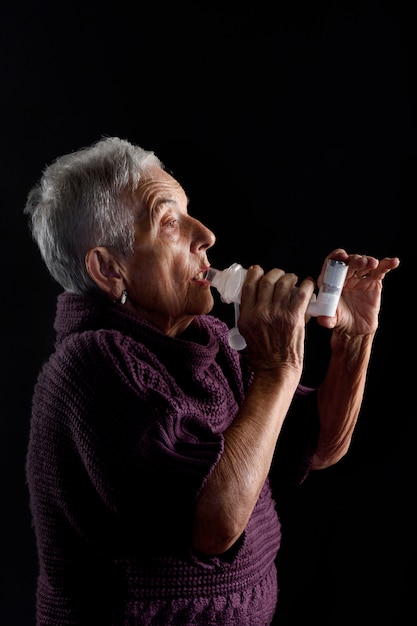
[312,330,375,469]
[193,366,300,555]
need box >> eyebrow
[155,197,177,208]
[154,195,190,213]
[151,197,177,218]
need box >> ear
[85,247,124,299]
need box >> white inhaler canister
[306,259,348,317]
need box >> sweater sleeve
[31,327,231,539]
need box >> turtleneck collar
[54,291,224,373]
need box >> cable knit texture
[26,292,318,625]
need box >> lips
[193,267,210,281]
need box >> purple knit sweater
[26,292,318,625]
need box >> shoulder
[37,327,161,398]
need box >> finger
[348,254,378,279]
[351,256,400,280]
[352,270,370,280]
[256,269,289,303]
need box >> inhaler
[205,263,248,350]
[205,259,348,350]
[306,259,348,317]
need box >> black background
[1,1,413,624]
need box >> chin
[189,293,214,316]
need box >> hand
[238,265,315,373]
[315,248,400,335]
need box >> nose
[190,217,216,252]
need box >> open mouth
[193,270,207,281]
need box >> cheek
[128,250,159,281]
[143,264,184,302]
[127,246,189,300]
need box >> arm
[193,265,314,555]
[193,366,301,555]
[311,249,400,469]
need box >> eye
[160,215,180,237]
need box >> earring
[115,289,127,305]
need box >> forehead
[135,166,188,215]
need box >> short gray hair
[24,136,163,294]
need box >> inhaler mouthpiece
[205,263,247,304]
[206,264,248,349]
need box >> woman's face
[120,166,217,336]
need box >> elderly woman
[24,136,399,625]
